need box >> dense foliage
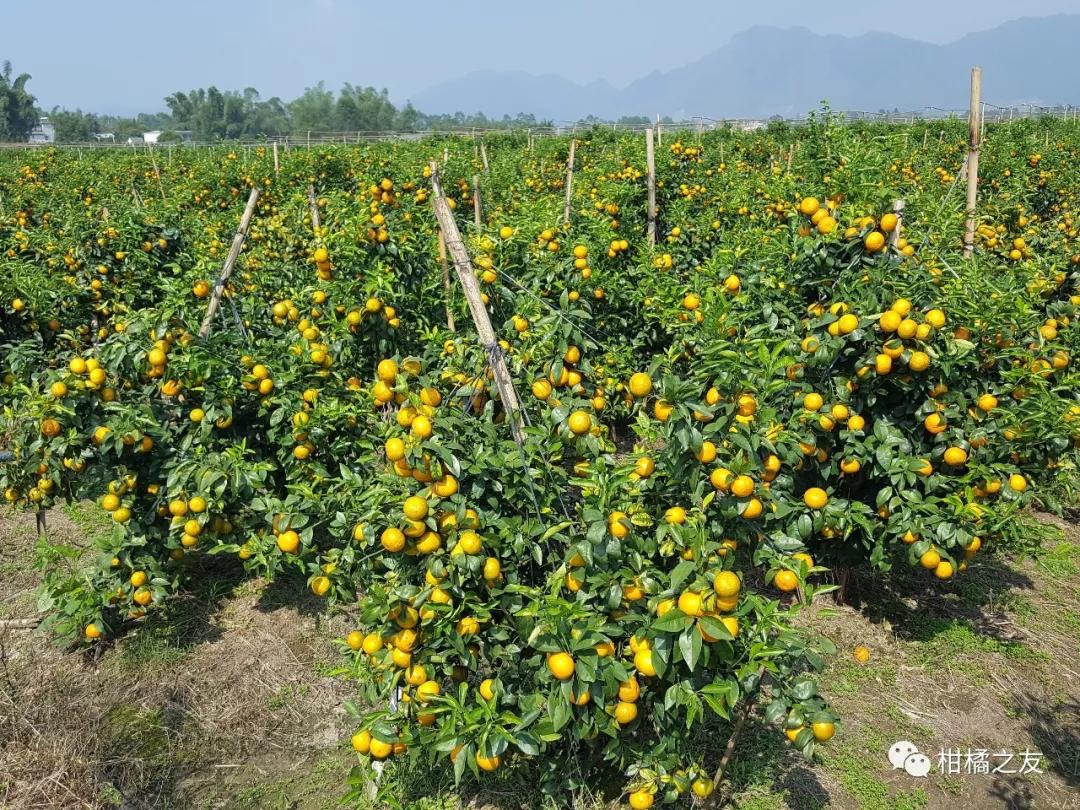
[0,61,38,142]
[2,116,1078,805]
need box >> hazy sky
[4,0,1077,114]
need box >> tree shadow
[97,684,210,810]
[842,554,1035,646]
[126,552,251,655]
[987,774,1037,810]
[1010,693,1080,789]
[722,717,831,808]
[255,572,332,619]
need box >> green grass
[905,618,1046,682]
[98,704,206,803]
[732,789,790,810]
[222,752,350,810]
[117,622,192,667]
[1059,609,1080,640]
[825,656,899,698]
[821,738,928,810]
[61,500,113,542]
[1037,541,1079,578]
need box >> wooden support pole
[889,199,905,249]
[645,127,657,245]
[273,142,280,174]
[437,232,455,332]
[146,145,167,203]
[480,141,489,173]
[703,665,767,807]
[655,114,662,147]
[963,67,982,258]
[307,185,321,239]
[0,617,41,630]
[473,174,482,229]
[199,187,260,339]
[563,139,577,226]
[429,162,524,445]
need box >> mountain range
[408,15,1080,121]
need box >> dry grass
[0,506,355,809]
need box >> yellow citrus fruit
[403,496,428,521]
[614,701,638,724]
[547,652,575,680]
[713,570,741,598]
[812,721,836,742]
[567,411,592,435]
[730,475,755,498]
[774,570,798,592]
[628,372,653,397]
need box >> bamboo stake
[199,187,260,338]
[273,142,280,174]
[473,174,482,229]
[563,139,577,226]
[655,114,662,147]
[307,185,321,239]
[146,145,167,203]
[704,665,767,807]
[437,231,455,332]
[429,162,524,445]
[889,199,905,249]
[0,617,40,630]
[480,141,489,173]
[963,67,982,258]
[646,128,657,245]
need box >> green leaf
[653,609,695,633]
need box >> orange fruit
[730,475,754,498]
[547,652,575,680]
[812,721,836,742]
[628,372,652,397]
[713,571,741,598]
[380,527,406,552]
[403,495,428,521]
[774,570,798,592]
[567,411,592,435]
[614,701,638,724]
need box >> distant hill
[409,15,1080,121]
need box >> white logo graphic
[888,741,931,777]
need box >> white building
[29,117,56,143]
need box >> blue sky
[5,0,1077,114]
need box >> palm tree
[0,61,38,142]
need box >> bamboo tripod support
[429,162,524,445]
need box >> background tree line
[0,62,552,143]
